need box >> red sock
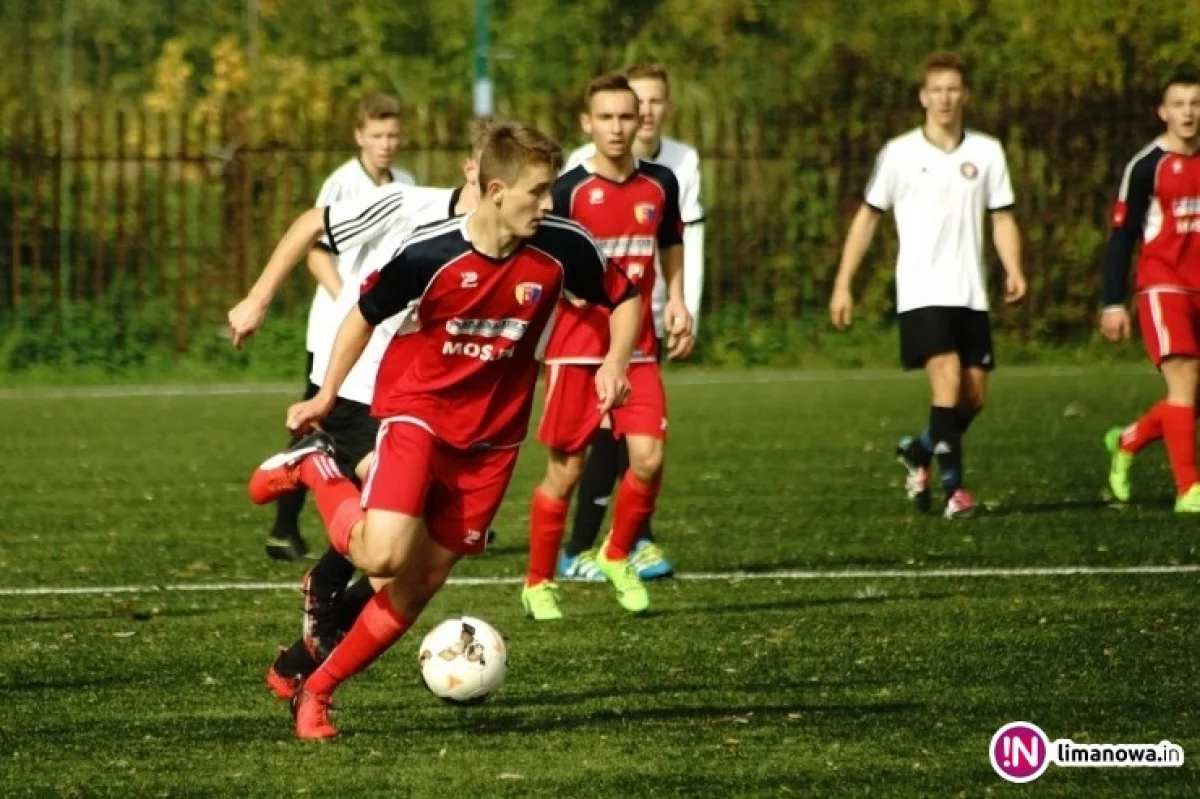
[1121,401,1166,455]
[305,589,411,696]
[1160,403,1198,495]
[299,453,364,556]
[527,488,568,587]
[605,472,660,560]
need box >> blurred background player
[523,73,693,621]
[560,63,705,581]
[247,122,640,738]
[829,51,1027,518]
[1100,73,1200,511]
[267,92,415,562]
[229,122,494,695]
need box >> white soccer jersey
[309,187,458,405]
[865,128,1015,313]
[566,136,705,336]
[305,159,417,353]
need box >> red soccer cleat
[266,661,301,702]
[248,431,334,505]
[291,689,338,740]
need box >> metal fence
[0,88,1162,351]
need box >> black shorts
[302,351,320,400]
[898,307,995,371]
[319,396,380,480]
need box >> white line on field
[0,365,1151,401]
[0,564,1194,597]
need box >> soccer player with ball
[247,121,641,739]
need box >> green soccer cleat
[1104,426,1133,503]
[1174,484,1200,514]
[521,581,564,621]
[594,548,650,614]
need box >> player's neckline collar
[357,157,394,186]
[583,156,641,185]
[920,126,967,154]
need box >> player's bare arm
[830,204,883,329]
[287,306,373,433]
[306,246,343,299]
[227,206,327,347]
[658,244,694,359]
[596,293,642,413]
[990,210,1027,303]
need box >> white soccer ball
[418,615,507,705]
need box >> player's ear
[579,112,592,135]
[487,178,505,206]
[462,157,478,186]
[1157,104,1169,125]
[353,126,367,150]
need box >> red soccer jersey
[357,214,635,450]
[542,160,683,363]
[1103,140,1200,304]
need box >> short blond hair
[355,93,400,128]
[625,63,670,96]
[477,121,563,187]
[923,51,969,85]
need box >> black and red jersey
[357,214,636,449]
[543,159,683,363]
[1103,139,1200,304]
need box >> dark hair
[1162,72,1200,102]
[583,72,639,111]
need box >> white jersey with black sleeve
[305,159,417,353]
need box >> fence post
[176,109,190,353]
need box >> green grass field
[1,366,1197,796]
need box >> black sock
[929,405,964,495]
[275,640,319,678]
[957,406,980,435]
[272,488,307,537]
[334,577,375,632]
[566,429,621,556]
[309,548,356,597]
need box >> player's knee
[627,441,664,482]
[542,451,585,497]
[354,526,405,577]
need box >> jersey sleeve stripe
[1117,139,1162,202]
[328,193,407,250]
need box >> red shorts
[360,419,518,556]
[1137,290,1200,366]
[536,362,667,453]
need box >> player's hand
[594,360,632,415]
[1004,270,1028,304]
[227,294,269,349]
[664,298,695,360]
[286,393,335,434]
[829,285,853,329]
[1099,306,1131,342]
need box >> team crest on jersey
[589,188,605,205]
[625,262,646,280]
[634,202,657,224]
[514,282,543,306]
[960,162,979,180]
[1173,159,1185,174]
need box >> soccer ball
[418,615,507,705]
